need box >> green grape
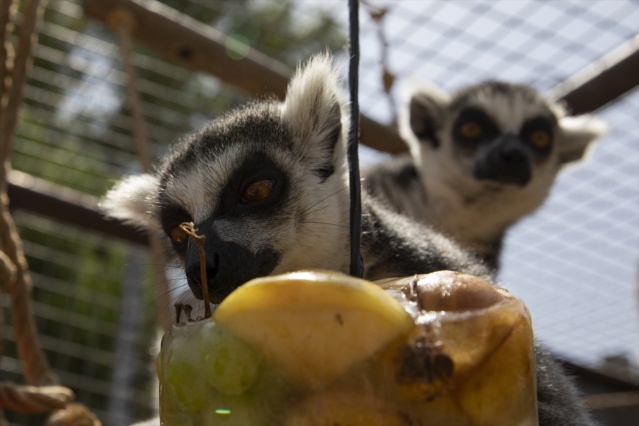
[168,333,209,415]
[198,321,262,395]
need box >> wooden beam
[7,170,148,246]
[83,0,407,154]
[553,35,639,114]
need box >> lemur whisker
[299,185,349,216]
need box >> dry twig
[361,0,398,125]
[178,222,212,318]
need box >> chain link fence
[1,0,637,424]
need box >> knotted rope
[0,0,59,389]
[0,382,73,414]
[0,0,100,423]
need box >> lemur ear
[400,82,450,149]
[556,114,608,164]
[280,54,346,180]
[100,174,162,232]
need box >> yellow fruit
[213,270,414,389]
[379,270,505,312]
[375,272,537,425]
[157,270,537,425]
[284,388,407,426]
[451,311,537,426]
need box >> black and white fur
[364,81,606,269]
[102,55,594,425]
[102,56,489,303]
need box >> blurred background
[1,0,637,425]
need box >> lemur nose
[474,139,532,186]
[499,145,526,164]
[494,145,530,186]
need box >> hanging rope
[0,0,101,424]
[0,0,59,388]
[0,192,58,386]
[348,0,364,278]
[0,4,18,420]
[0,0,47,164]
[107,8,173,330]
[0,0,17,102]
[107,9,152,172]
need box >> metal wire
[348,0,363,278]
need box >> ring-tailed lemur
[102,60,489,303]
[102,55,595,426]
[364,81,606,269]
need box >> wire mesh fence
[501,88,639,374]
[1,211,157,424]
[1,0,637,425]
[352,0,639,386]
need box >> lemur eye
[169,226,188,243]
[460,122,482,138]
[530,130,550,148]
[242,179,274,203]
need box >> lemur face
[156,110,298,303]
[101,55,350,303]
[403,81,606,196]
[449,84,557,186]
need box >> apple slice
[213,270,414,389]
